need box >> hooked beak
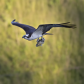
[22,35,25,38]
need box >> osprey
[11,19,76,47]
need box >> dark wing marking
[36,22,76,34]
[11,19,36,34]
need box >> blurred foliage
[0,0,84,84]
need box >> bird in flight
[11,19,76,47]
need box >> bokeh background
[0,0,84,84]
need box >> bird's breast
[27,33,42,40]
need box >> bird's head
[22,34,29,39]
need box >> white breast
[25,33,42,41]
[30,33,42,40]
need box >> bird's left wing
[11,19,36,34]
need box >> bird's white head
[22,34,29,39]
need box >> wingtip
[72,24,77,29]
[61,22,70,24]
[12,19,16,22]
[11,19,16,24]
[61,22,76,29]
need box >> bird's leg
[37,38,39,42]
[41,36,45,42]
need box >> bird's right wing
[11,19,36,34]
[33,22,76,35]
[32,26,44,36]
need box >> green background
[0,0,84,84]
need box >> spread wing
[11,19,36,34]
[33,22,76,35]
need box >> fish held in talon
[36,38,45,47]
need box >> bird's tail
[44,33,53,35]
[60,22,76,29]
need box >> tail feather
[61,22,76,29]
[44,33,53,35]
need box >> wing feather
[35,22,76,35]
[11,19,36,34]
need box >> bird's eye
[26,34,29,37]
